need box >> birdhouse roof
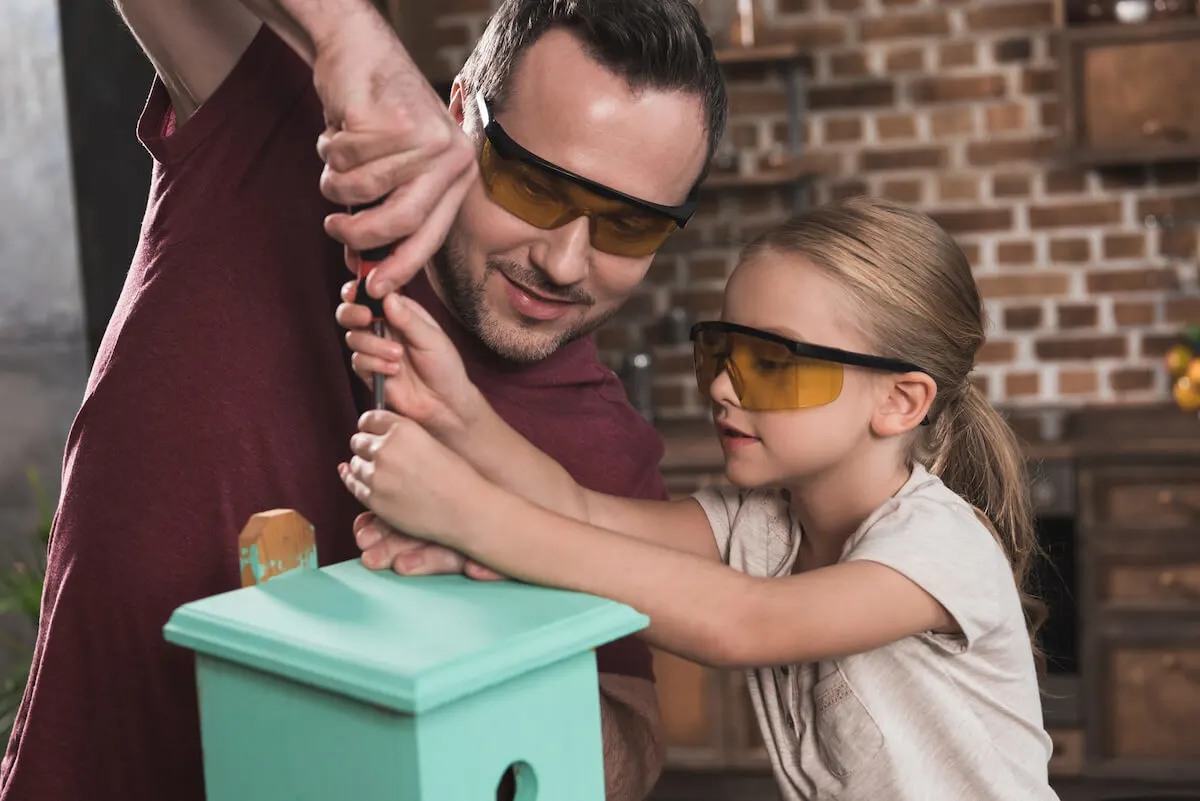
[163,560,648,714]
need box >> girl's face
[708,252,888,489]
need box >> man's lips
[501,273,576,321]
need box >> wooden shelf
[714,42,811,67]
[700,156,823,191]
[1058,17,1200,42]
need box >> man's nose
[529,215,591,287]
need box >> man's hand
[353,512,505,580]
[311,10,477,296]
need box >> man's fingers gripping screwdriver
[349,198,398,410]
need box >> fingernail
[356,527,382,549]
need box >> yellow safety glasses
[692,321,931,416]
[475,93,697,258]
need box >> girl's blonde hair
[742,195,1046,660]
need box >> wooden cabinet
[1058,20,1200,165]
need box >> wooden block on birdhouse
[237,509,318,588]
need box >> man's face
[432,29,710,363]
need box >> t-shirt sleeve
[692,485,745,564]
[137,25,312,165]
[845,497,1005,653]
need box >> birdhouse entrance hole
[496,761,537,800]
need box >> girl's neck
[785,451,913,566]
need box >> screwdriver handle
[349,198,395,321]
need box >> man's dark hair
[458,0,727,181]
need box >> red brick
[1005,305,1043,330]
[777,0,812,11]
[1006,372,1041,397]
[1085,267,1179,294]
[877,113,918,140]
[688,256,732,281]
[966,1,1054,30]
[971,374,991,396]
[977,272,1069,298]
[1138,193,1200,221]
[977,340,1016,363]
[1057,303,1098,329]
[939,41,977,69]
[1049,238,1090,263]
[757,21,849,49]
[1058,369,1099,395]
[1040,100,1061,129]
[831,180,869,200]
[1021,67,1057,95]
[986,103,1027,133]
[1028,201,1122,229]
[997,240,1036,264]
[966,137,1056,166]
[860,12,951,40]
[1035,336,1126,360]
[1161,228,1199,260]
[728,86,787,115]
[1167,297,1200,323]
[1111,368,1155,392]
[1143,333,1184,357]
[911,74,1007,104]
[824,117,864,143]
[881,179,924,203]
[828,0,862,10]
[829,51,869,77]
[652,383,686,409]
[673,289,725,316]
[1103,233,1146,260]
[994,174,1032,198]
[1044,168,1087,194]
[930,107,976,137]
[1114,301,1156,326]
[437,0,491,11]
[939,174,981,202]
[861,146,947,171]
[809,81,896,110]
[994,37,1033,63]
[885,47,926,73]
[432,23,471,48]
[931,208,1013,234]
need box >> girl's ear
[871,372,937,436]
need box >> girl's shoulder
[692,485,798,577]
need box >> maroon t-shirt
[0,26,663,801]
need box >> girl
[338,195,1058,801]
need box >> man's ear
[448,78,467,127]
[871,372,937,436]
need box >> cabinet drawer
[1104,561,1200,610]
[654,650,718,752]
[1061,20,1200,164]
[1107,646,1200,760]
[1082,466,1200,531]
[1048,728,1084,777]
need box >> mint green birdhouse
[163,511,648,801]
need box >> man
[0,2,725,801]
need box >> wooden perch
[238,509,318,588]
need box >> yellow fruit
[1188,358,1200,386]
[1175,376,1200,413]
[1166,344,1194,378]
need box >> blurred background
[2,0,1199,798]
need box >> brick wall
[423,0,1200,420]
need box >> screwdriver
[349,198,394,411]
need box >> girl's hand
[339,410,488,548]
[336,284,483,442]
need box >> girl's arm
[453,481,956,668]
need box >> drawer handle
[1142,119,1189,142]
[1158,571,1200,599]
[1160,654,1200,685]
[1157,489,1200,516]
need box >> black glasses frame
[692,321,934,424]
[691,322,930,375]
[475,93,699,227]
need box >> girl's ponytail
[929,384,1047,669]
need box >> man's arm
[112,0,476,292]
[600,675,666,801]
